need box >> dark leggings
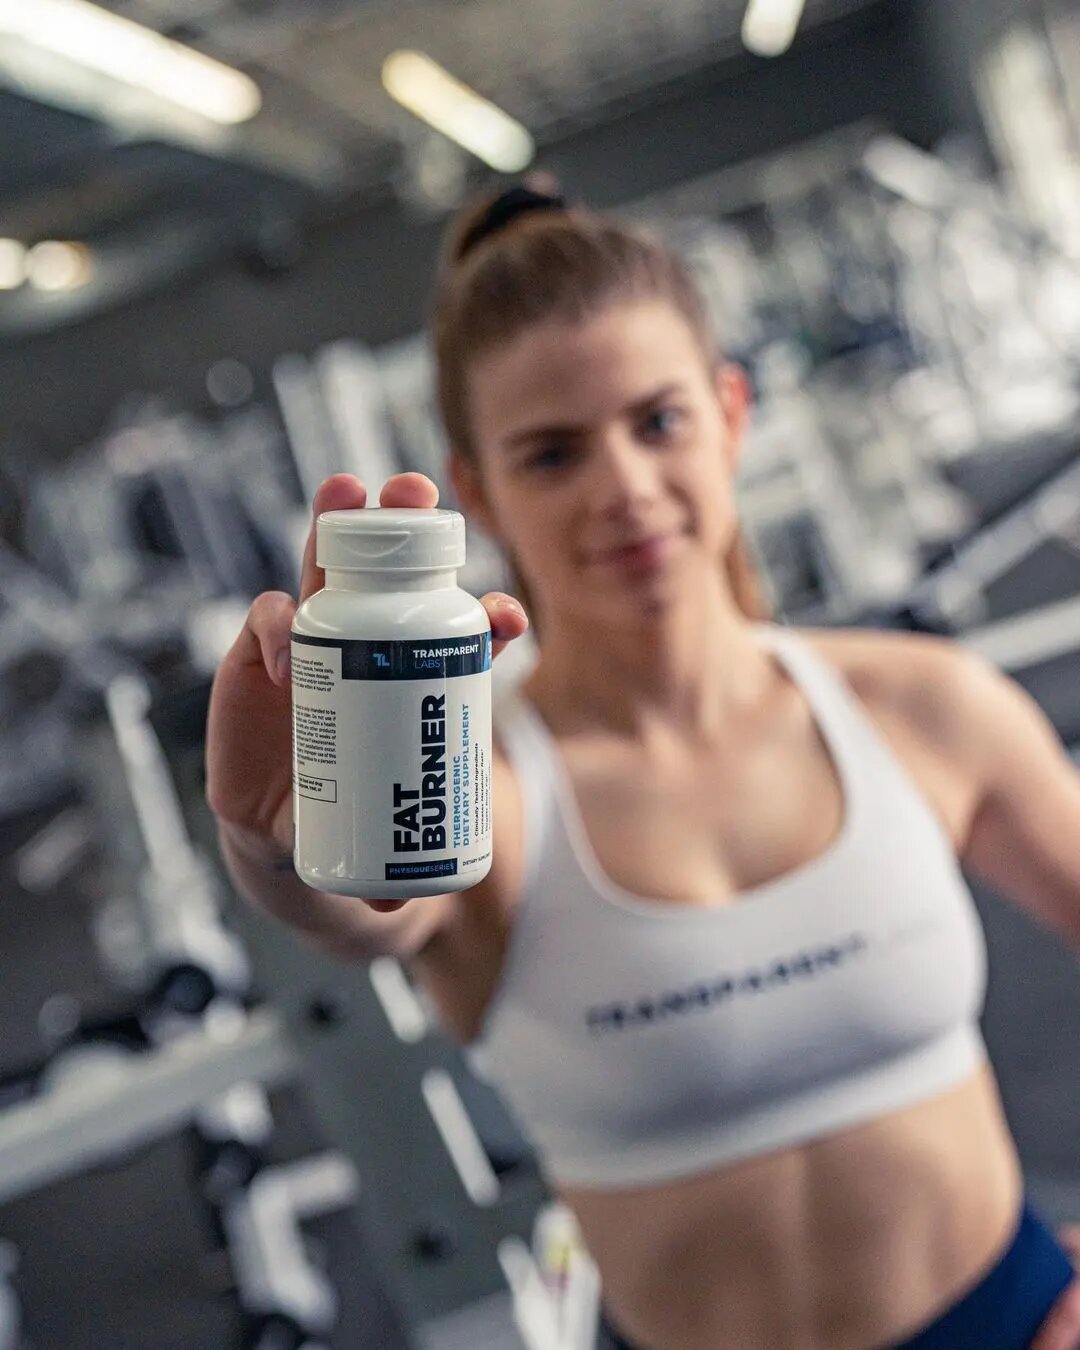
[598,1199,1075,1350]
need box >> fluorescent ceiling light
[27,241,94,291]
[0,239,27,290]
[0,0,261,124]
[382,50,534,173]
[741,0,808,57]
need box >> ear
[448,451,500,539]
[714,363,751,475]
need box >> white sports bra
[465,622,989,1190]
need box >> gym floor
[1,440,1079,1349]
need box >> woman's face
[455,298,749,625]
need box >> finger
[365,899,411,914]
[480,592,530,661]
[228,591,297,688]
[1031,1278,1080,1350]
[378,472,440,509]
[299,474,369,604]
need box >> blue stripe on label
[293,632,491,680]
[385,859,459,880]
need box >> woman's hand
[1030,1225,1080,1350]
[205,471,528,890]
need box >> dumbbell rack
[0,553,392,1350]
[219,860,557,1350]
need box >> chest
[418,644,981,1044]
[561,697,972,910]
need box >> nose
[586,433,660,520]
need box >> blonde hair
[430,190,773,622]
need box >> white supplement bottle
[290,508,492,899]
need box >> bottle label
[291,632,492,888]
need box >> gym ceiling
[0,0,887,333]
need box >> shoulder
[792,622,972,693]
[789,622,1005,769]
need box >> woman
[206,186,1080,1349]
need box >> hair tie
[458,185,567,258]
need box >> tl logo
[373,653,390,668]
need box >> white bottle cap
[316,508,466,572]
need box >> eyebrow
[503,382,687,449]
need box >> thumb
[232,590,297,690]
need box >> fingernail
[501,597,525,618]
[275,647,291,683]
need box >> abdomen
[562,1063,1023,1350]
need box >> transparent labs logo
[585,933,870,1034]
[374,653,390,668]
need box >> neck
[525,573,778,738]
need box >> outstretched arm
[938,644,1080,951]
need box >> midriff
[560,1060,1023,1350]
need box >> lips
[597,533,679,570]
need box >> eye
[526,443,573,471]
[640,406,686,441]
